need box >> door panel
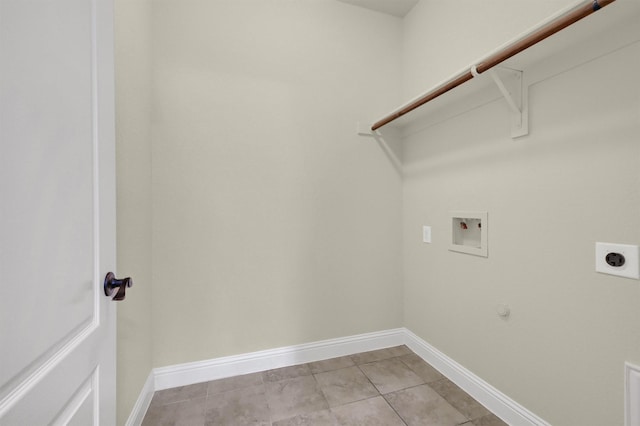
[59,374,96,426]
[0,0,116,424]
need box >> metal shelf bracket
[487,67,529,138]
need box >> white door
[0,0,117,424]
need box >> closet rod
[371,0,615,131]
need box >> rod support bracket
[356,121,375,137]
[487,67,529,138]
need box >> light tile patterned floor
[142,346,508,426]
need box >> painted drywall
[401,1,640,425]
[150,0,403,367]
[402,0,576,99]
[114,0,153,423]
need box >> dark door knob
[104,272,133,301]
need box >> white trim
[124,371,154,426]
[403,329,550,426]
[153,328,405,391]
[626,362,640,426]
[127,328,552,425]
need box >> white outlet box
[595,242,639,280]
[423,226,431,243]
[449,211,487,257]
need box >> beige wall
[114,0,153,424]
[402,0,574,99]
[402,1,640,425]
[149,0,404,367]
[114,1,639,423]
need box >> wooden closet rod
[371,0,616,131]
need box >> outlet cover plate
[423,226,431,243]
[595,242,639,280]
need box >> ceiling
[337,0,420,18]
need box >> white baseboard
[127,327,550,426]
[154,328,405,391]
[403,329,550,426]
[124,371,154,426]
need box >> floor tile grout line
[393,356,488,421]
[356,355,450,426]
[359,351,420,426]
[261,371,273,426]
[323,392,384,410]
[382,381,432,397]
[310,369,332,410]
[312,363,358,377]
[397,352,431,378]
[354,360,408,425]
[355,363,383,395]
[144,347,506,426]
[384,382,472,424]
[380,392,409,426]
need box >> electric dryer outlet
[595,242,640,280]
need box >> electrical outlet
[595,242,639,280]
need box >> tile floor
[142,345,508,426]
